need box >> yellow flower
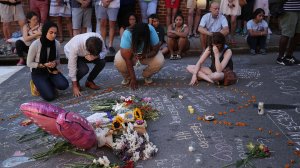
[133,108,143,120]
[112,116,124,130]
[259,144,264,150]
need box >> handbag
[239,0,247,7]
[222,67,237,86]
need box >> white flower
[132,151,140,162]
[93,159,97,163]
[97,156,110,168]
[144,133,149,142]
[178,95,183,99]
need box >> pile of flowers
[224,142,271,168]
[89,95,160,163]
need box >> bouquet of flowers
[224,142,271,168]
[112,123,158,162]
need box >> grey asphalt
[0,52,300,168]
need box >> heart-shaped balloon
[56,112,97,150]
[20,102,66,136]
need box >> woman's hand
[212,45,220,57]
[129,79,138,90]
[189,74,198,86]
[44,61,56,68]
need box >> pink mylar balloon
[20,102,66,136]
[56,112,97,150]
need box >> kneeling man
[64,32,107,97]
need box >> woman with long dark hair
[114,23,164,90]
[27,21,69,101]
[187,32,233,85]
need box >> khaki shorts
[280,11,300,38]
[187,0,207,10]
[0,3,25,22]
[72,8,92,29]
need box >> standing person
[70,0,92,36]
[64,32,107,97]
[276,0,300,66]
[0,0,26,41]
[139,0,158,23]
[165,0,180,26]
[198,1,229,52]
[15,11,42,66]
[119,13,137,37]
[187,32,233,85]
[95,0,120,54]
[27,21,69,101]
[117,0,135,36]
[167,12,189,60]
[49,0,73,42]
[220,0,241,44]
[114,23,164,90]
[149,14,168,55]
[187,0,207,38]
[246,8,268,55]
[29,0,49,23]
[239,0,255,35]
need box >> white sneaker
[121,79,130,85]
[144,77,153,84]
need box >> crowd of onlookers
[0,0,299,102]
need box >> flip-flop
[170,55,177,60]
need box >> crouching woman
[27,21,69,101]
[187,32,233,85]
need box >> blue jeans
[32,69,69,101]
[76,57,106,82]
[247,35,267,50]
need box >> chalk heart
[211,150,233,161]
[56,112,97,150]
[20,102,66,136]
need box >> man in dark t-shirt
[148,14,169,55]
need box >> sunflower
[112,116,124,130]
[133,108,143,120]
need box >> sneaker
[259,49,266,55]
[286,56,300,65]
[250,49,256,55]
[176,54,182,59]
[276,57,294,66]
[144,77,153,84]
[108,47,116,54]
[16,59,25,66]
[121,79,130,85]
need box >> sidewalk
[0,33,281,63]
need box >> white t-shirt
[199,13,228,32]
[246,19,268,32]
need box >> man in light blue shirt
[198,1,229,52]
[114,23,165,90]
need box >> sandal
[176,54,182,59]
[170,55,177,60]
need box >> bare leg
[108,20,116,48]
[171,8,178,24]
[178,37,188,55]
[18,20,25,31]
[56,16,64,42]
[230,15,237,42]
[167,38,176,55]
[73,29,81,36]
[197,69,214,83]
[193,8,201,35]
[200,34,207,52]
[65,17,73,37]
[100,19,107,46]
[3,22,11,41]
[187,8,194,36]
[166,8,171,26]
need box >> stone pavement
[0,32,281,63]
[0,53,300,167]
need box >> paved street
[0,52,300,168]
